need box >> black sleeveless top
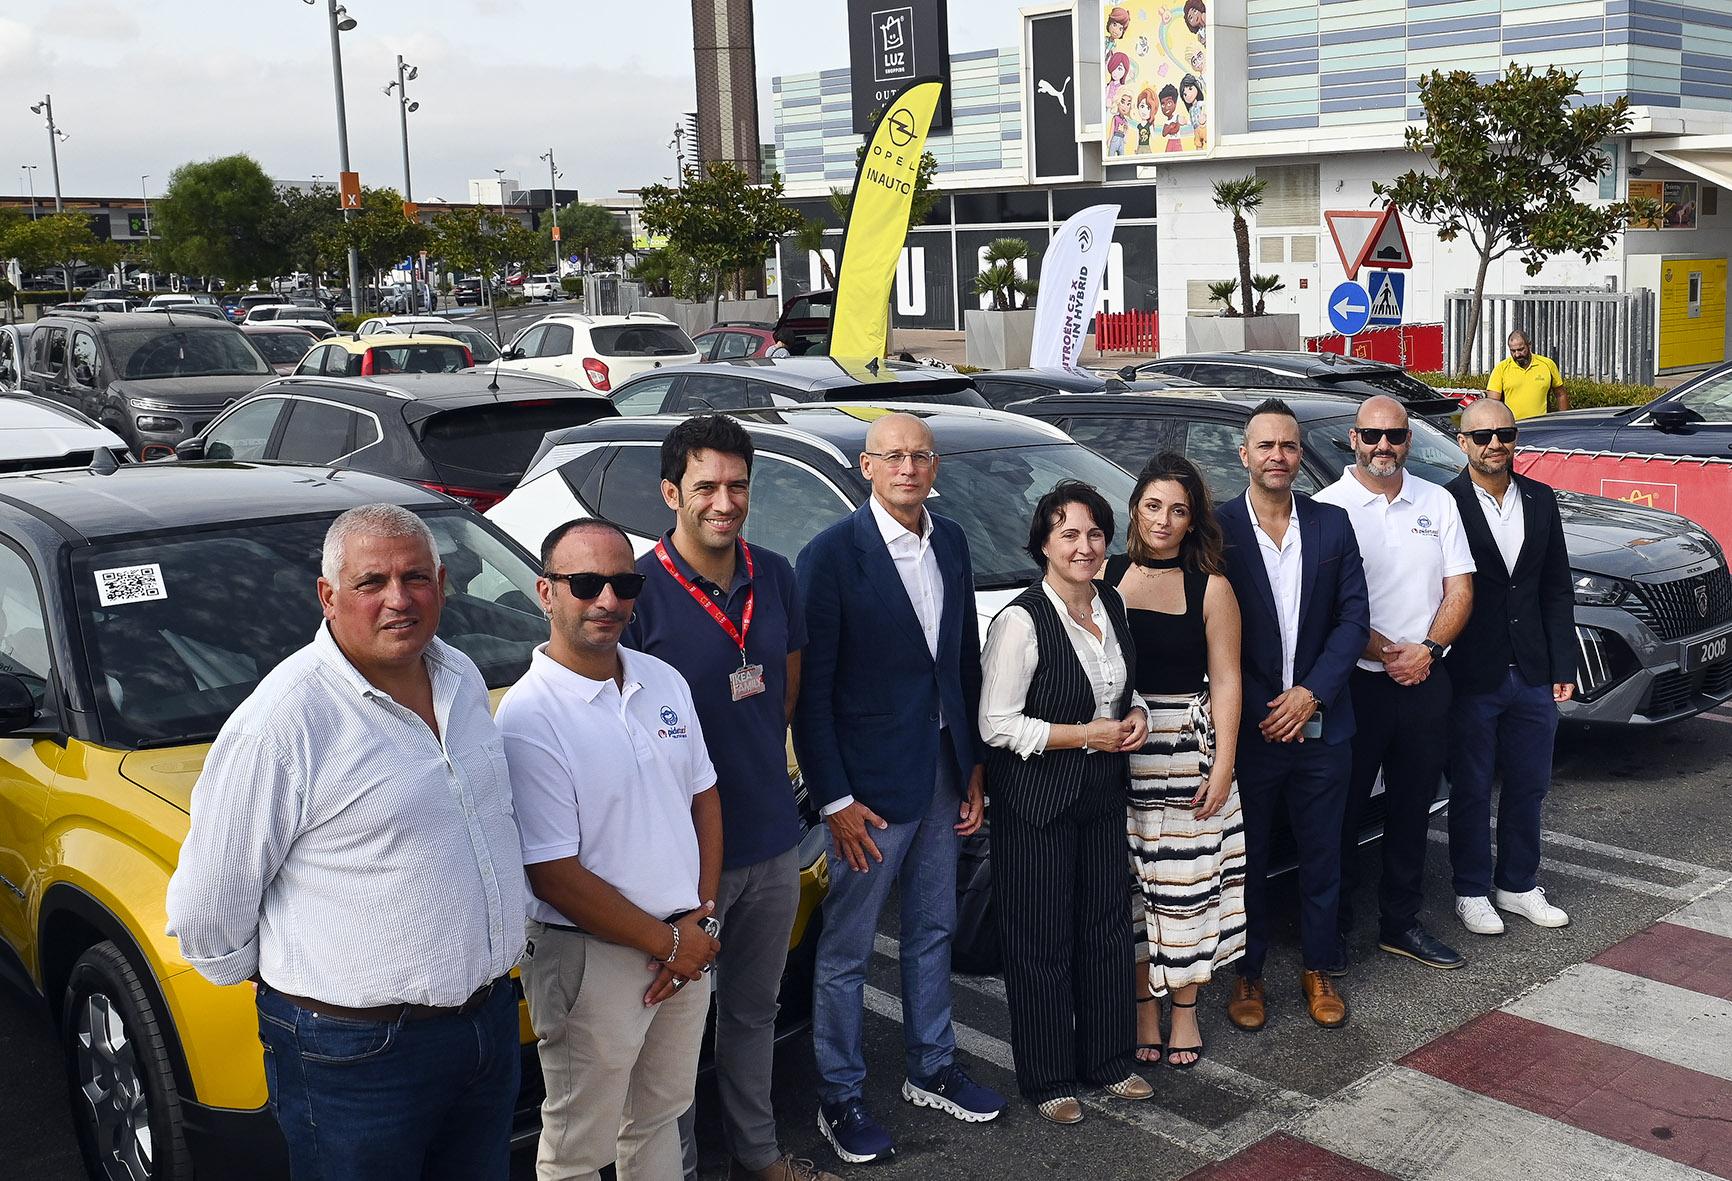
[1105,553,1209,696]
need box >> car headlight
[134,415,183,434]
[1572,571,1628,606]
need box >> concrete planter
[964,309,1037,369]
[1184,313,1301,353]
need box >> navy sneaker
[817,1100,895,1165]
[901,1063,1007,1123]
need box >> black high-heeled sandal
[1135,995,1163,1065]
[1166,998,1204,1070]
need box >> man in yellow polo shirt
[1487,331,1569,419]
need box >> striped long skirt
[1128,691,1248,995]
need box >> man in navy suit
[795,412,1005,1165]
[1216,399,1369,1033]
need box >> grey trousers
[679,845,802,1177]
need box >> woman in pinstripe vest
[977,481,1156,1125]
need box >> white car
[354,316,503,364]
[521,273,562,301]
[146,293,211,308]
[0,393,130,468]
[497,313,699,393]
[243,304,339,338]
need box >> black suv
[1133,350,1469,421]
[173,369,618,512]
[607,356,989,414]
[21,310,275,460]
[970,366,1198,410]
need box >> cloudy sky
[3,0,1026,203]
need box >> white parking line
[1425,828,1731,903]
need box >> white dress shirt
[166,626,527,1008]
[1247,491,1303,690]
[1314,467,1476,671]
[1473,479,1526,574]
[498,645,716,925]
[823,496,947,817]
[979,580,1144,759]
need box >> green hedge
[334,313,366,332]
[1412,371,1658,410]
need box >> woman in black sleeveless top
[1108,453,1247,1070]
[977,482,1154,1124]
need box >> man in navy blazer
[794,412,1003,1165]
[1216,399,1369,1033]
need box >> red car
[693,321,780,361]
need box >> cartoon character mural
[1102,0,1210,160]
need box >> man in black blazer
[1216,400,1369,1033]
[1444,399,1576,937]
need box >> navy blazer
[1217,491,1370,746]
[793,501,983,824]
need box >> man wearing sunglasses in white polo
[1442,398,1576,939]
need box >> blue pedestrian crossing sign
[1327,281,1371,336]
[1367,270,1405,325]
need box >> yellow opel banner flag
[828,79,944,361]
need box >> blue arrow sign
[1367,270,1405,325]
[1327,280,1372,336]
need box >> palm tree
[792,218,836,287]
[972,237,1037,311]
[1207,279,1240,317]
[1211,176,1267,318]
[1251,273,1286,315]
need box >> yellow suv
[0,461,827,1180]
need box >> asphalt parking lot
[6,707,1730,1181]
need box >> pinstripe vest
[986,580,1136,828]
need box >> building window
[1255,164,1320,228]
[1259,238,1285,265]
[1290,235,1318,264]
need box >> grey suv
[21,310,274,460]
[605,356,989,414]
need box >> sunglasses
[1354,427,1410,446]
[543,571,647,600]
[1460,427,1520,446]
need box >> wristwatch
[1421,639,1446,661]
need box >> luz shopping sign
[847,0,952,134]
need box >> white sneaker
[1495,887,1570,928]
[1455,895,1505,935]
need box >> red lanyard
[654,539,755,661]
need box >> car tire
[62,940,194,1181]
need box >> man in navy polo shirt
[623,414,831,1181]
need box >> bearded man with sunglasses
[499,517,724,1180]
[1315,396,1476,972]
[1443,398,1576,938]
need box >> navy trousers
[1446,668,1559,897]
[1235,734,1351,977]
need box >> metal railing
[1444,288,1655,384]
[582,272,643,317]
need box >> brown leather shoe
[1226,976,1266,1031]
[1301,969,1349,1028]
[729,1155,842,1181]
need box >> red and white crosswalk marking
[1185,887,1732,1180]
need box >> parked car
[1133,351,1471,421]
[520,273,562,301]
[0,393,130,468]
[243,304,339,338]
[454,277,488,307]
[497,312,700,393]
[241,324,320,375]
[0,461,824,1179]
[773,289,832,356]
[0,323,35,392]
[1514,360,1732,456]
[174,369,616,511]
[145,293,218,309]
[354,316,503,363]
[969,366,1199,410]
[292,333,476,378]
[604,356,991,415]
[133,304,231,323]
[19,310,275,459]
[693,321,780,361]
[1010,388,1732,725]
[233,293,293,322]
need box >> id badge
[730,663,766,701]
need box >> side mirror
[0,673,37,734]
[502,347,523,361]
[174,437,207,461]
[1653,405,1693,432]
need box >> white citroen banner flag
[1030,203,1121,370]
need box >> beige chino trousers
[523,920,711,1181]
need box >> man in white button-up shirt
[1315,396,1475,974]
[166,504,526,1180]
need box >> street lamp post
[29,96,64,213]
[539,148,563,280]
[308,0,365,318]
[21,166,38,220]
[493,169,507,217]
[141,174,151,237]
[385,56,418,201]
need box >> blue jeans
[812,742,961,1105]
[256,980,519,1181]
[1447,669,1559,897]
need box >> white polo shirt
[1314,467,1475,672]
[498,644,716,925]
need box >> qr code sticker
[95,563,168,606]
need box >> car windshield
[426,326,500,363]
[367,343,470,373]
[250,332,316,364]
[1302,413,1466,486]
[71,510,545,748]
[934,443,1136,590]
[588,324,695,357]
[106,327,272,380]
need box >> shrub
[1411,371,1658,410]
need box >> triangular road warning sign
[1362,206,1412,270]
[1324,210,1380,280]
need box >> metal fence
[1444,288,1655,384]
[582,272,643,317]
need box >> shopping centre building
[770,1,1732,373]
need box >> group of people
[164,391,1578,1180]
